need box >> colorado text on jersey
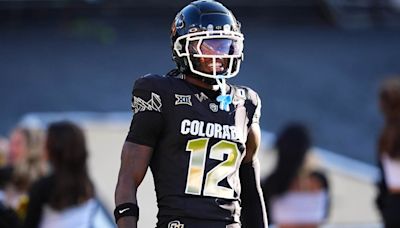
[180,119,239,141]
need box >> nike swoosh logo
[119,208,130,214]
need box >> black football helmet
[171,0,244,81]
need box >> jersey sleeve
[126,75,164,148]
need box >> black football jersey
[128,74,261,225]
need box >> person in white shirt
[23,121,113,228]
[376,76,400,228]
[262,123,329,228]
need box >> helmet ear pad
[181,58,190,73]
[173,52,190,74]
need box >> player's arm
[240,123,268,228]
[114,76,163,228]
[114,142,153,228]
[239,92,268,228]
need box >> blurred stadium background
[1,0,400,227]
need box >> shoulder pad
[232,85,260,107]
[232,85,261,124]
[131,74,166,114]
[133,74,167,92]
[245,87,260,107]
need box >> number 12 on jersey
[185,138,241,199]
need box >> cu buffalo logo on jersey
[209,103,218,112]
[168,220,184,228]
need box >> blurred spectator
[261,123,329,228]
[6,127,46,219]
[0,137,12,195]
[376,76,400,228]
[0,137,8,166]
[0,137,21,227]
[0,190,21,228]
[23,121,112,228]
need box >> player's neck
[184,74,216,91]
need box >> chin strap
[215,77,232,112]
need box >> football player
[114,1,268,227]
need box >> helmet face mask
[171,0,244,81]
[174,30,244,79]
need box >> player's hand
[117,216,137,228]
